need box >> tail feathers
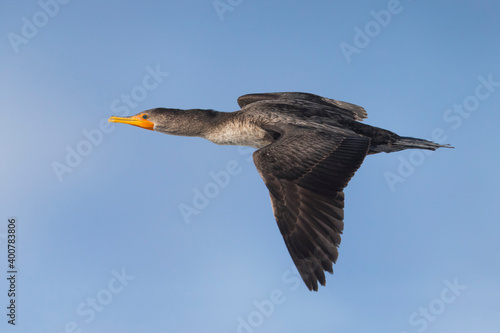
[395,137,454,151]
[371,136,453,153]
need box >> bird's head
[109,108,217,137]
[108,111,155,131]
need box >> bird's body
[109,92,451,291]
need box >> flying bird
[109,92,451,291]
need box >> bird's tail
[393,136,453,151]
[370,136,453,154]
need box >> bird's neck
[155,109,232,138]
[154,109,271,148]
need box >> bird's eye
[142,115,148,119]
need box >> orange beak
[108,115,154,131]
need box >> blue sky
[1,0,500,332]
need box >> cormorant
[109,92,451,291]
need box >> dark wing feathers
[238,92,368,121]
[253,127,370,290]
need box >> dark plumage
[109,92,451,291]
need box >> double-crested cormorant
[109,92,451,291]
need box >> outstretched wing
[253,124,370,291]
[238,92,367,121]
